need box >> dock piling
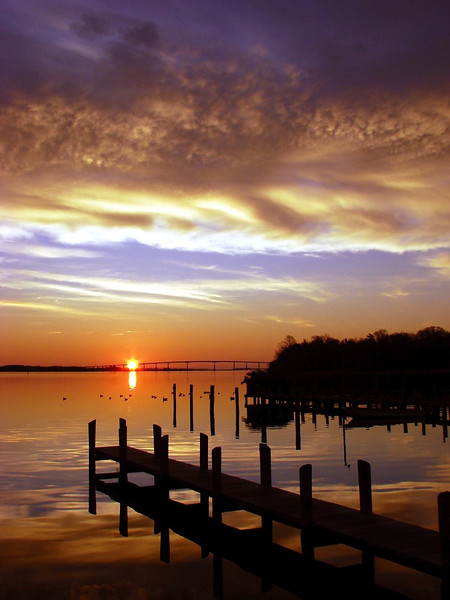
[153,424,162,458]
[190,384,194,432]
[299,463,314,560]
[212,446,222,524]
[88,419,96,514]
[259,443,272,488]
[358,459,372,514]
[119,418,128,488]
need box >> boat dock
[89,419,450,598]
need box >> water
[0,371,448,599]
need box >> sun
[127,359,138,371]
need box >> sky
[1,0,449,366]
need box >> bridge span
[87,360,270,372]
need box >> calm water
[0,371,448,599]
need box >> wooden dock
[89,419,450,598]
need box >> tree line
[269,326,450,374]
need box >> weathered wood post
[210,385,216,436]
[153,424,162,458]
[88,420,96,515]
[260,443,272,488]
[172,383,177,428]
[190,384,194,432]
[154,434,170,536]
[438,491,450,598]
[299,464,314,560]
[119,418,128,488]
[212,446,222,524]
[358,459,374,581]
[118,418,128,537]
[200,433,209,517]
[358,459,372,514]
[260,443,273,545]
[235,387,240,439]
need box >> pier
[89,419,450,598]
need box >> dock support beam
[88,420,96,515]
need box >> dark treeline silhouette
[272,326,450,373]
[245,326,450,400]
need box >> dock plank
[93,443,444,579]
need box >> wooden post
[235,387,240,439]
[119,418,128,489]
[212,446,222,524]
[358,459,373,514]
[210,385,215,436]
[153,424,162,458]
[260,443,273,543]
[200,433,209,516]
[299,464,313,560]
[190,384,194,432]
[438,492,450,598]
[300,464,313,524]
[358,459,374,581]
[259,443,272,488]
[88,420,96,515]
[172,383,177,428]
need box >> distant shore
[0,365,128,372]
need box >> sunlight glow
[127,360,138,370]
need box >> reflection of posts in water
[261,398,267,444]
[213,551,223,599]
[190,384,194,432]
[160,523,170,563]
[295,408,301,450]
[342,420,348,468]
[235,387,240,439]
[358,459,374,582]
[172,383,177,428]
[88,419,97,514]
[443,405,448,442]
[210,385,215,436]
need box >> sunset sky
[1,0,449,365]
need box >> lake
[0,370,448,599]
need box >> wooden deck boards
[94,443,444,578]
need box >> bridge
[85,360,270,372]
